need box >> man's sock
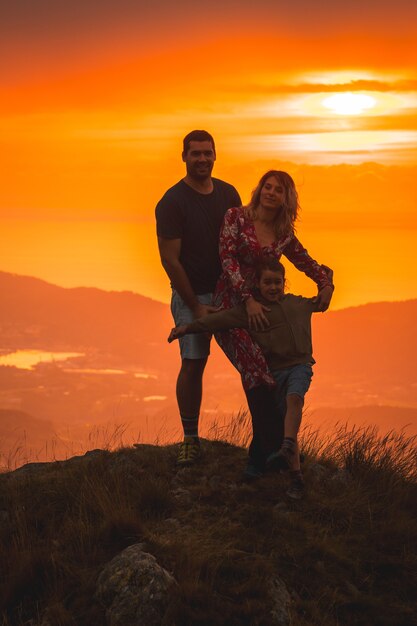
[180,414,199,440]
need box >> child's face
[258,269,284,302]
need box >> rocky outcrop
[95,544,176,625]
[269,577,292,626]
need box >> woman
[213,170,334,476]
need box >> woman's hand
[315,285,334,312]
[245,296,270,330]
[321,264,334,284]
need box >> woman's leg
[245,385,285,471]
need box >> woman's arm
[219,208,252,300]
[283,235,334,311]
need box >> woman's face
[259,176,286,212]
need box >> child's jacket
[187,294,320,370]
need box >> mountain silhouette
[0,270,416,459]
[0,271,173,370]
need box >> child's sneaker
[286,476,305,500]
[176,436,201,466]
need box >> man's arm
[157,237,219,318]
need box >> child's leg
[279,393,303,464]
[291,440,301,471]
[266,365,312,472]
[284,393,303,439]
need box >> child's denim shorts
[171,290,213,360]
[272,363,313,402]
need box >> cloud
[225,80,417,95]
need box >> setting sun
[322,92,377,115]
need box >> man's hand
[191,302,221,319]
[168,325,188,343]
[314,285,334,312]
[245,296,271,330]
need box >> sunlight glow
[322,92,377,115]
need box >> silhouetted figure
[156,130,241,466]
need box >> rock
[11,461,50,475]
[268,577,292,626]
[8,449,107,477]
[172,466,194,485]
[273,502,294,522]
[65,449,107,465]
[172,487,192,505]
[162,517,181,532]
[95,544,176,626]
[272,502,288,520]
[107,454,142,479]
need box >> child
[168,256,326,499]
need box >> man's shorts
[171,290,213,360]
[271,363,313,406]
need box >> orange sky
[1,1,417,309]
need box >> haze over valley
[1,271,416,468]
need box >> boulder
[96,544,176,625]
[269,577,292,626]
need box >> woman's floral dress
[213,206,332,390]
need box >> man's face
[258,269,284,302]
[182,140,216,181]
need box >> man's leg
[171,290,212,465]
[177,357,207,439]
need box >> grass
[0,415,416,625]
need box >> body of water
[0,350,84,370]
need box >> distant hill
[0,409,58,468]
[312,299,417,385]
[307,405,417,437]
[1,271,416,433]
[0,271,173,369]
[2,270,416,364]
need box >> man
[156,130,241,465]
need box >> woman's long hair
[244,170,300,240]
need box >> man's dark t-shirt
[156,178,241,294]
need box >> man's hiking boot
[176,436,201,466]
[266,446,294,472]
[286,476,305,500]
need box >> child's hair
[255,255,286,280]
